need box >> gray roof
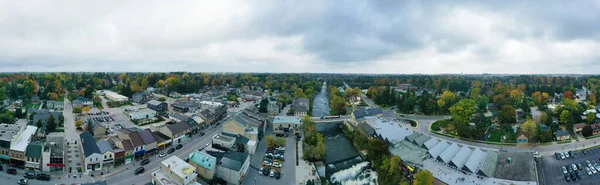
[207,151,249,172]
[353,108,383,119]
[147,100,163,106]
[414,135,431,147]
[96,139,113,153]
[138,129,156,144]
[32,110,61,124]
[128,132,144,147]
[167,121,190,135]
[450,146,473,169]
[152,131,170,143]
[80,131,101,157]
[170,113,190,121]
[478,150,499,177]
[463,148,486,173]
[405,133,421,142]
[438,143,460,163]
[556,129,570,137]
[234,116,249,127]
[423,138,439,150]
[222,132,249,145]
[25,141,43,158]
[358,123,376,136]
[428,141,449,159]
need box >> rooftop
[367,118,414,144]
[273,116,301,125]
[0,123,23,142]
[494,151,536,181]
[104,91,128,99]
[80,131,101,157]
[147,100,164,106]
[189,151,217,170]
[25,141,43,158]
[11,125,37,152]
[161,156,198,183]
[213,134,235,143]
[96,139,113,153]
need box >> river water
[312,82,331,117]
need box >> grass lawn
[24,104,40,109]
[59,96,65,102]
[486,129,502,142]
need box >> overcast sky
[0,0,599,74]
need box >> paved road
[63,93,86,179]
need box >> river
[312,82,331,117]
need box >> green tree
[36,120,42,128]
[470,87,480,100]
[276,137,286,147]
[499,105,516,124]
[73,107,82,114]
[413,170,434,185]
[449,99,476,126]
[586,113,596,124]
[560,110,571,124]
[14,108,22,119]
[158,97,166,102]
[521,119,537,139]
[266,136,276,148]
[0,87,7,101]
[476,95,489,111]
[46,114,56,132]
[259,98,269,113]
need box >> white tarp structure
[450,147,473,169]
[438,143,460,163]
[428,141,449,159]
[462,148,486,173]
[368,119,414,144]
[423,138,439,150]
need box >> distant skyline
[0,1,599,74]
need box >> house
[159,122,190,145]
[169,91,181,98]
[104,91,129,102]
[129,132,145,160]
[111,137,134,164]
[127,108,156,120]
[80,131,102,171]
[42,133,65,172]
[293,98,309,118]
[90,122,107,139]
[138,129,157,156]
[32,110,62,126]
[188,151,217,180]
[105,138,125,166]
[207,151,250,185]
[9,125,37,168]
[169,113,190,123]
[172,101,199,113]
[153,131,170,150]
[30,96,41,104]
[189,115,206,131]
[132,92,152,104]
[212,134,237,149]
[25,141,43,171]
[517,134,528,143]
[199,109,216,125]
[46,100,63,110]
[575,123,586,134]
[540,124,550,132]
[556,129,571,141]
[96,139,115,168]
[151,156,199,185]
[273,116,302,135]
[147,100,167,112]
[72,97,93,108]
[222,115,260,142]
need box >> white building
[151,156,200,185]
[211,151,250,185]
[212,134,236,148]
[80,131,103,171]
[104,90,129,102]
[127,108,157,120]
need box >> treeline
[302,116,326,161]
[327,86,347,115]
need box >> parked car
[158,153,166,158]
[560,153,566,159]
[7,168,17,175]
[134,167,145,175]
[140,159,150,166]
[568,151,574,158]
[562,166,568,174]
[36,173,51,181]
[259,167,264,175]
[570,172,577,181]
[587,160,593,167]
[176,144,183,150]
[564,174,570,182]
[275,171,281,179]
[167,148,175,154]
[586,167,592,176]
[592,166,598,174]
[576,171,582,179]
[17,179,28,185]
[564,152,570,158]
[262,167,270,176]
[273,162,282,168]
[583,150,588,155]
[572,164,578,171]
[577,163,583,171]
[269,169,275,177]
[24,172,35,179]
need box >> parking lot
[242,126,296,185]
[540,148,600,185]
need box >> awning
[0,155,10,160]
[407,166,414,172]
[134,150,145,156]
[47,163,66,167]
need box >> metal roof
[96,139,113,153]
[413,135,431,147]
[478,150,499,177]
[189,151,216,170]
[428,141,449,159]
[405,133,421,142]
[438,143,460,163]
[138,129,156,145]
[423,138,439,150]
[25,141,43,158]
[80,131,101,157]
[463,148,486,173]
[450,146,473,169]
[367,119,414,143]
[273,116,301,125]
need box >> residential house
[0,124,24,164]
[147,100,167,112]
[151,156,199,185]
[9,126,37,168]
[556,129,571,141]
[272,116,302,135]
[138,129,157,156]
[517,134,528,143]
[80,131,102,171]
[158,122,190,145]
[72,97,93,108]
[170,113,190,123]
[132,92,152,104]
[293,98,309,118]
[30,96,41,104]
[42,133,65,172]
[575,123,586,134]
[188,151,217,180]
[207,151,250,185]
[172,101,199,113]
[46,100,64,110]
[96,139,114,168]
[25,141,43,171]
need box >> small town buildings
[129,132,145,160]
[96,139,115,168]
[207,151,250,185]
[556,129,571,141]
[32,110,62,126]
[90,122,107,139]
[9,125,37,168]
[132,92,152,104]
[294,98,309,117]
[268,101,279,116]
[575,123,586,134]
[42,133,65,172]
[188,151,217,180]
[111,137,135,164]
[173,101,199,113]
[170,113,190,123]
[127,108,157,120]
[272,116,302,135]
[212,134,236,148]
[151,156,199,185]
[105,138,125,167]
[104,91,129,102]
[158,122,190,145]
[138,129,157,156]
[147,100,167,112]
[0,124,24,164]
[80,131,102,171]
[25,141,43,171]
[46,100,64,110]
[72,97,93,108]
[30,96,41,104]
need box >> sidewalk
[295,139,319,184]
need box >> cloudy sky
[0,0,599,74]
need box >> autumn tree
[82,106,91,114]
[413,170,434,185]
[532,91,542,105]
[449,99,476,126]
[266,136,276,148]
[560,110,572,124]
[564,91,573,99]
[587,113,596,124]
[437,90,456,111]
[470,88,480,100]
[521,119,537,139]
[75,120,84,129]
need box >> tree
[499,105,516,124]
[583,125,594,137]
[541,92,550,102]
[449,99,476,126]
[266,136,276,148]
[560,110,571,124]
[510,89,522,102]
[158,97,166,102]
[437,91,456,111]
[75,120,84,129]
[82,106,91,114]
[476,95,489,111]
[36,120,42,128]
[521,119,537,139]
[0,87,6,101]
[564,91,573,99]
[73,107,82,114]
[532,91,542,105]
[48,92,59,101]
[47,114,56,132]
[14,108,22,119]
[413,170,434,185]
[470,88,480,100]
[259,98,269,113]
[586,113,596,124]
[276,137,286,147]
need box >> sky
[0,0,599,74]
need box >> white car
[592,167,598,174]
[273,162,282,168]
[560,153,566,159]
[562,166,568,174]
[277,146,285,151]
[572,164,578,171]
[564,152,570,158]
[586,167,593,176]
[587,160,593,167]
[158,153,166,158]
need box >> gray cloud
[0,0,598,73]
